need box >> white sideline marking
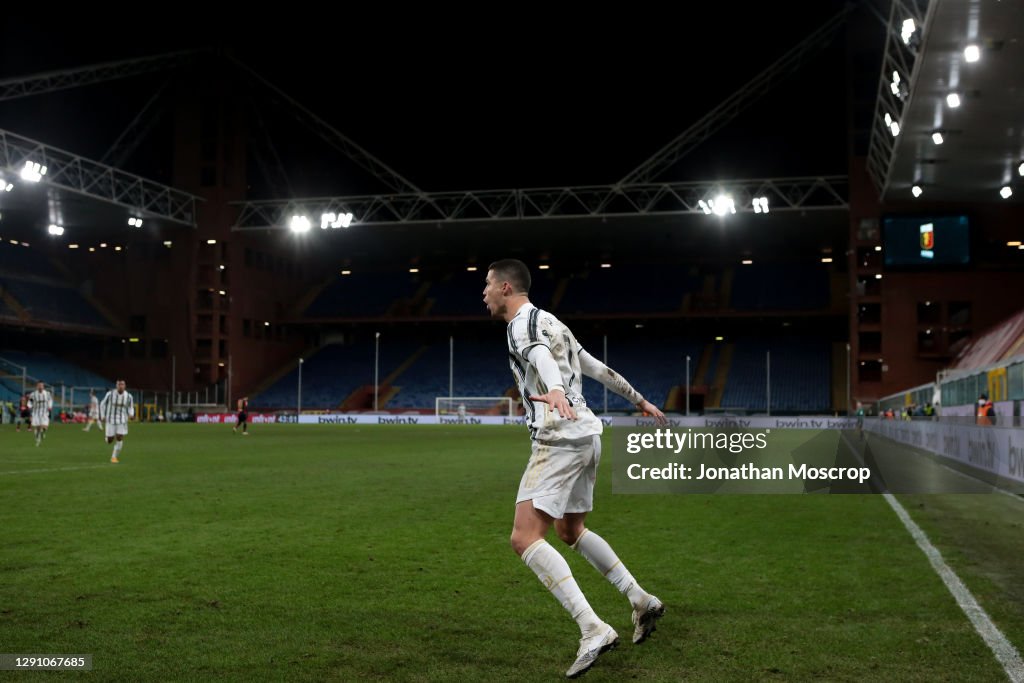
[0,464,111,476]
[883,493,1024,683]
[841,435,1024,682]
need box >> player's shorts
[516,434,601,519]
[105,423,128,439]
[89,410,99,419]
[31,416,49,428]
[237,411,248,423]
[20,410,30,421]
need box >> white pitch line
[841,434,1024,682]
[0,464,112,476]
[883,493,1024,683]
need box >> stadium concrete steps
[665,385,682,411]
[1,290,29,321]
[549,277,569,312]
[387,282,431,317]
[693,344,714,386]
[409,282,432,315]
[341,384,398,411]
[46,256,124,329]
[383,346,431,404]
[719,268,734,309]
[707,343,735,409]
[253,346,324,398]
[294,276,335,317]
[831,342,846,412]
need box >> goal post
[436,396,516,418]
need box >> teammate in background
[83,390,100,432]
[457,402,467,424]
[233,397,250,435]
[100,380,135,463]
[483,259,668,678]
[28,381,53,447]
[17,392,30,432]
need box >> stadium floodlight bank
[436,396,516,418]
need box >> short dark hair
[488,259,531,294]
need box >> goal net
[435,396,517,418]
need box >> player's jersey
[100,389,134,425]
[505,303,602,441]
[19,396,29,415]
[238,399,248,413]
[28,390,52,422]
[88,396,99,418]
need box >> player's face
[116,380,126,393]
[36,382,44,391]
[482,270,507,318]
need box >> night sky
[0,2,867,198]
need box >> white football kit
[100,389,134,438]
[505,303,644,518]
[28,389,52,428]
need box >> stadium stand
[1,279,110,328]
[0,242,64,280]
[580,337,704,411]
[388,338,512,408]
[558,265,698,315]
[0,349,112,389]
[730,263,829,310]
[720,338,830,412]
[255,338,422,409]
[304,271,425,318]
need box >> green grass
[0,424,1020,681]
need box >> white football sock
[572,529,649,609]
[522,539,601,634]
[112,441,123,458]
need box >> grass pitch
[1,424,1022,681]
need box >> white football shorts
[105,423,128,438]
[516,434,601,519]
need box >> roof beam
[226,53,425,196]
[0,50,202,103]
[231,175,848,229]
[618,5,853,186]
[0,127,201,226]
[865,0,933,196]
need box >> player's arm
[523,345,577,421]
[578,348,667,424]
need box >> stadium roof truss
[230,176,849,229]
[0,16,860,235]
[0,127,201,226]
[866,0,1024,202]
[0,51,207,227]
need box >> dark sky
[0,2,870,197]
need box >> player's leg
[512,500,596,624]
[556,436,665,645]
[107,425,120,462]
[514,439,618,677]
